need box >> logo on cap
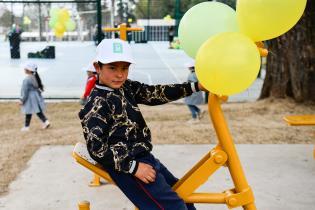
[113,43,123,53]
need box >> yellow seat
[72,142,114,184]
[283,115,315,159]
[283,115,315,126]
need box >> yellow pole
[89,174,101,187]
[104,23,143,42]
[78,200,90,210]
[119,23,127,41]
[208,94,257,210]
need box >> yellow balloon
[237,0,307,41]
[54,22,65,37]
[23,16,31,25]
[195,32,261,96]
[54,22,65,33]
[58,8,70,22]
[54,29,64,38]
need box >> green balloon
[49,16,58,29]
[178,2,239,58]
[50,8,60,18]
[65,19,76,31]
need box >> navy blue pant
[103,154,196,210]
[187,105,200,119]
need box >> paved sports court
[0,41,263,101]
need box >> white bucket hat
[24,62,38,72]
[95,39,135,64]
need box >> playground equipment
[104,23,144,41]
[73,93,257,210]
[28,46,55,59]
[284,115,315,159]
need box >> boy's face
[94,61,130,89]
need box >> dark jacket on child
[78,79,199,174]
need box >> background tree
[260,0,315,102]
[117,0,125,22]
[132,0,235,19]
[77,0,99,28]
[23,3,48,31]
[116,0,135,23]
[0,9,13,28]
[132,0,173,19]
[76,0,109,29]
[218,0,236,9]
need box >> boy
[79,39,203,210]
[80,64,97,105]
[184,60,205,123]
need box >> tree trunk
[260,0,315,102]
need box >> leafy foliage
[131,0,236,19]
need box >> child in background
[80,64,97,105]
[78,39,206,210]
[184,61,204,123]
[20,62,50,131]
[168,26,175,49]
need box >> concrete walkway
[0,145,314,210]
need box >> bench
[283,115,315,126]
[283,115,315,158]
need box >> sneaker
[198,110,206,120]
[42,120,50,129]
[21,126,30,132]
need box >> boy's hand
[198,82,208,92]
[134,162,156,184]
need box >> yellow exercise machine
[103,23,144,41]
[73,93,257,210]
[283,115,315,159]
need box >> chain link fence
[0,0,236,42]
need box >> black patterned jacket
[78,79,199,174]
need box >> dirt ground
[0,99,314,196]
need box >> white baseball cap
[184,60,195,68]
[95,39,135,64]
[24,62,38,72]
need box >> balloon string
[268,50,277,57]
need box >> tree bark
[260,0,315,102]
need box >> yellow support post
[165,93,256,209]
[173,148,228,198]
[78,200,90,210]
[103,23,143,41]
[89,174,101,187]
[208,94,256,209]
